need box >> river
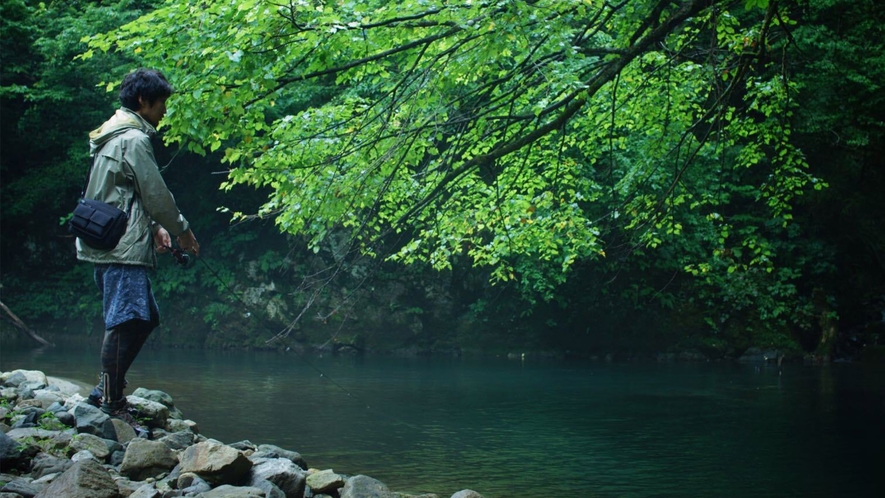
[1,341,883,497]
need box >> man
[76,68,199,435]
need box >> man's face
[137,95,168,128]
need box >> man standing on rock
[76,68,199,435]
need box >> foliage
[786,0,885,330]
[1,264,102,323]
[0,0,160,328]
[79,0,829,343]
[0,0,286,343]
[37,411,67,431]
[2,0,882,355]
[1,0,157,219]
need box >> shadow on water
[2,341,884,497]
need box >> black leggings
[100,320,153,406]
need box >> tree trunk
[813,289,836,361]
[0,300,54,347]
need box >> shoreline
[1,331,844,365]
[0,369,483,498]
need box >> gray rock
[131,389,175,409]
[760,350,782,361]
[16,384,42,401]
[46,402,65,413]
[120,438,179,481]
[252,479,286,498]
[393,494,439,498]
[306,469,345,493]
[160,463,182,487]
[165,419,198,434]
[151,428,171,441]
[34,459,117,498]
[32,472,60,485]
[70,450,98,463]
[159,431,195,451]
[20,381,48,393]
[0,388,18,403]
[194,484,266,497]
[108,418,138,444]
[340,475,394,498]
[104,438,124,455]
[1,478,42,498]
[71,403,114,438]
[126,396,170,429]
[255,444,307,470]
[177,472,210,490]
[44,377,83,398]
[55,411,76,428]
[2,370,47,388]
[15,406,46,419]
[6,427,64,443]
[169,407,185,421]
[450,491,483,498]
[71,433,111,460]
[179,441,252,486]
[62,393,87,410]
[109,450,125,466]
[182,482,213,495]
[10,411,40,429]
[31,390,65,409]
[0,431,22,466]
[30,452,74,479]
[115,478,143,497]
[228,440,257,452]
[248,458,305,498]
[130,482,161,498]
[153,474,174,495]
[175,465,202,489]
[738,347,765,362]
[50,430,75,450]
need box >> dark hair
[119,68,174,110]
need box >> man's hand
[177,229,200,256]
[154,228,172,253]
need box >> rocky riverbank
[0,370,483,498]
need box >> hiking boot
[86,388,102,408]
[103,402,151,439]
[87,375,127,408]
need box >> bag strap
[81,140,135,216]
[78,158,93,199]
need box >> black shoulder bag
[69,159,134,250]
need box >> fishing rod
[162,243,494,461]
[161,244,448,435]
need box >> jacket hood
[89,108,157,154]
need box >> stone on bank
[0,369,483,498]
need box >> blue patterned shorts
[94,264,160,330]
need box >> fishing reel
[169,247,195,268]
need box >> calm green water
[2,342,883,497]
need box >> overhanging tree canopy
[83,0,820,300]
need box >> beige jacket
[76,108,189,267]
